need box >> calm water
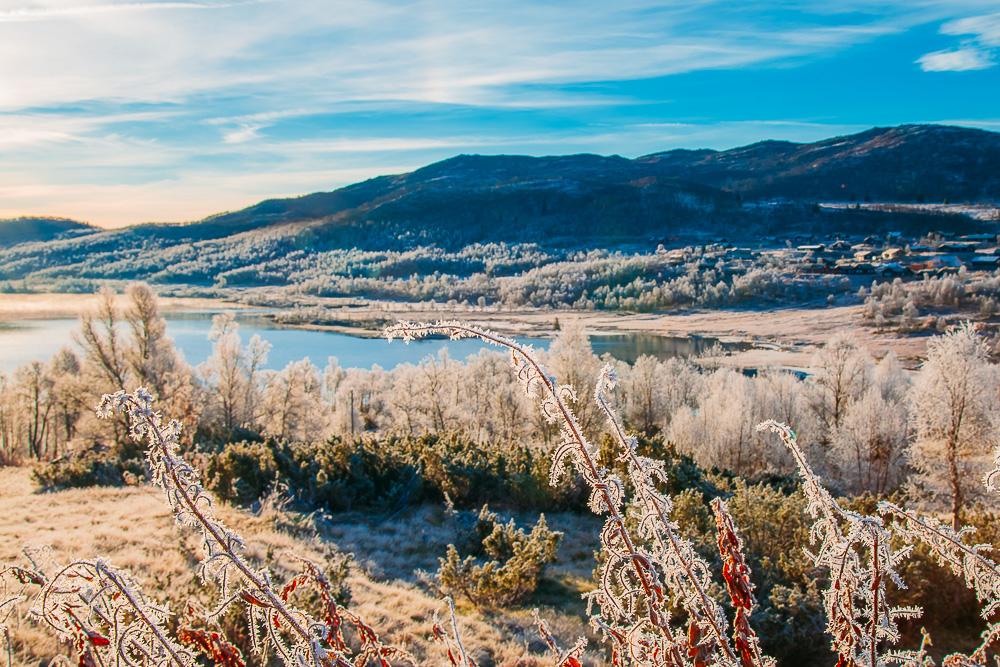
[0,311,729,373]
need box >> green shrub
[202,432,585,514]
[596,433,719,500]
[276,437,421,512]
[669,480,830,666]
[203,440,279,505]
[32,441,146,490]
[437,505,562,608]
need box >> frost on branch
[97,388,411,667]
[532,607,586,667]
[37,559,195,667]
[595,364,745,667]
[986,443,1000,495]
[879,502,1000,620]
[431,597,477,667]
[757,420,919,667]
[388,323,693,665]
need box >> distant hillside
[0,217,95,247]
[166,124,999,247]
[639,124,1000,202]
[1,124,998,287]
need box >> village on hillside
[663,229,1000,280]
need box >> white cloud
[918,47,994,71]
[0,1,239,22]
[0,1,948,113]
[918,10,1000,72]
[942,11,1000,46]
[222,124,263,144]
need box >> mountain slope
[0,217,96,248]
[1,124,998,286]
[638,124,1000,201]
[171,124,1000,245]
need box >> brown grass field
[0,467,601,666]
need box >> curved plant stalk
[282,556,417,667]
[97,388,411,667]
[596,365,750,666]
[387,322,697,665]
[757,421,918,667]
[1,558,48,667]
[879,502,1000,619]
[985,444,1000,494]
[884,627,934,667]
[37,559,194,667]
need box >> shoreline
[0,292,931,371]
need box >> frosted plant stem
[596,369,739,665]
[127,397,316,647]
[387,322,697,665]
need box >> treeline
[861,269,1000,330]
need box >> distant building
[970,255,1000,269]
[876,262,908,277]
[909,254,962,272]
[938,241,979,253]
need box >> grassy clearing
[0,468,601,666]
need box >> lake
[0,311,732,373]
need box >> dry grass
[0,467,599,666]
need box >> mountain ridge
[170,123,1000,242]
[2,124,998,254]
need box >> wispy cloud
[918,10,1000,71]
[0,1,252,22]
[918,47,994,71]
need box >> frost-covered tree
[261,358,325,442]
[808,333,873,439]
[460,350,532,444]
[622,355,664,435]
[831,388,909,495]
[544,322,601,437]
[910,323,1000,528]
[13,361,52,459]
[670,369,783,476]
[75,286,128,391]
[872,350,909,403]
[330,366,390,437]
[200,313,271,433]
[47,347,85,448]
[414,350,462,433]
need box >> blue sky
[2,1,999,227]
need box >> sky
[2,1,999,228]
